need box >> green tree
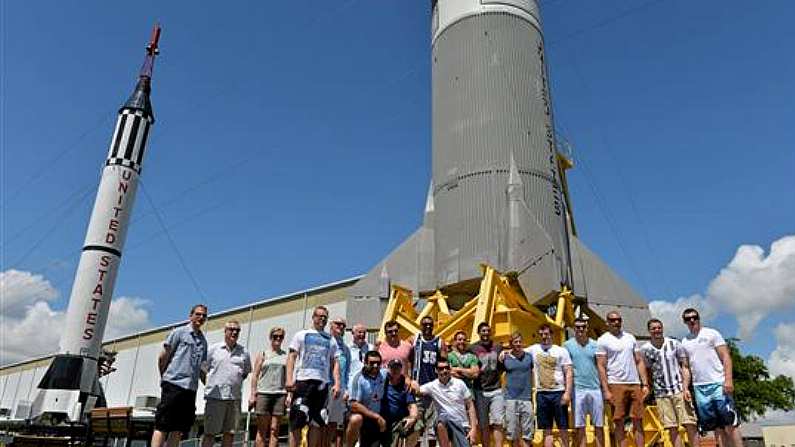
[729,339,795,421]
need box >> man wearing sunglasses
[152,304,209,447]
[347,351,389,447]
[202,320,252,447]
[411,316,447,447]
[286,305,341,447]
[596,311,648,447]
[378,320,414,378]
[680,308,743,447]
[417,358,478,447]
[563,318,604,447]
[326,317,352,447]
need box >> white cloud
[707,236,795,339]
[0,269,152,366]
[649,235,795,341]
[0,269,59,318]
[105,297,151,339]
[768,323,795,380]
[649,294,716,337]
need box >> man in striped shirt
[640,319,699,447]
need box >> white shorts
[505,400,534,441]
[573,388,603,428]
[325,391,347,425]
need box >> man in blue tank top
[412,316,447,446]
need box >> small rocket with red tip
[31,24,162,422]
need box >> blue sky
[2,0,794,372]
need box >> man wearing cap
[382,358,421,447]
[326,317,352,447]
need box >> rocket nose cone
[122,77,154,120]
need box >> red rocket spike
[139,23,161,79]
[146,23,161,56]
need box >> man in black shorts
[151,304,209,447]
[286,305,341,447]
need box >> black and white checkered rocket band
[105,108,153,174]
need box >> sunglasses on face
[422,322,434,327]
[607,317,622,322]
[271,335,284,340]
[683,315,700,322]
[367,361,381,366]
[226,328,241,334]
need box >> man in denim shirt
[152,304,209,447]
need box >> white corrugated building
[0,276,362,418]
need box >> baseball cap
[387,358,403,369]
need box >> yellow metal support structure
[377,264,674,447]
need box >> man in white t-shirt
[525,324,572,447]
[285,305,341,447]
[596,310,648,447]
[417,358,479,447]
[680,308,742,447]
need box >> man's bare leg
[684,424,700,447]
[492,426,504,447]
[345,415,363,447]
[632,420,644,447]
[559,428,570,447]
[308,426,323,447]
[166,432,182,447]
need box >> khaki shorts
[609,384,644,421]
[657,392,697,428]
[255,393,286,416]
[204,399,240,435]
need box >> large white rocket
[31,25,161,422]
[347,0,651,330]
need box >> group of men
[148,303,743,447]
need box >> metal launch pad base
[378,264,687,447]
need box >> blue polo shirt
[351,369,387,413]
[162,324,208,391]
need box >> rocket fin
[569,235,651,333]
[347,182,435,327]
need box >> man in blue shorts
[526,324,572,447]
[681,308,743,447]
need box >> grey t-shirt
[162,324,208,391]
[257,349,288,394]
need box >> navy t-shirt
[503,351,533,400]
[381,377,416,423]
